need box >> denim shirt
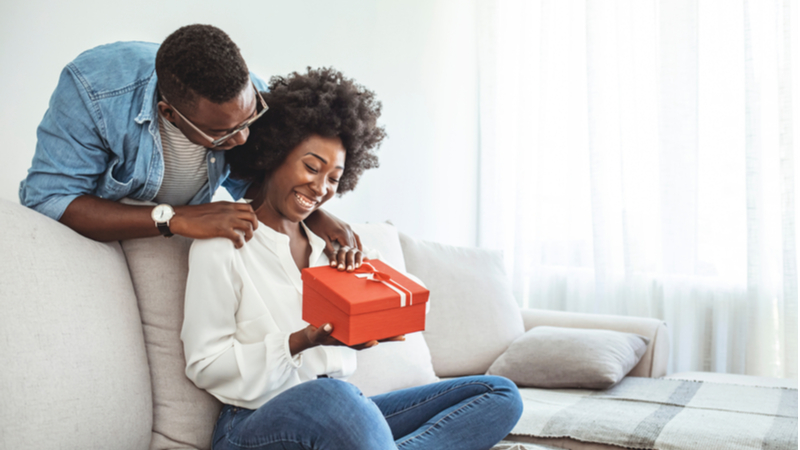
[19,41,268,221]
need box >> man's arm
[61,195,258,248]
[303,208,363,261]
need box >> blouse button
[210,157,217,163]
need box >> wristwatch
[151,204,175,237]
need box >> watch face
[151,205,174,222]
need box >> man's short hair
[156,24,249,112]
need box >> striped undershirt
[154,114,209,206]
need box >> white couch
[0,199,670,450]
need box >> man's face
[158,84,258,150]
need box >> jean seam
[226,435,314,450]
[224,409,315,450]
[383,381,494,420]
[395,391,493,447]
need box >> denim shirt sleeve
[221,175,251,201]
[19,65,111,221]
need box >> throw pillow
[347,222,439,395]
[347,332,439,396]
[121,235,221,450]
[487,326,649,389]
[399,233,525,377]
[350,222,407,272]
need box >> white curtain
[477,0,799,378]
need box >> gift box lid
[301,259,429,315]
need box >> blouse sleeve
[181,238,302,404]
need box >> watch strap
[157,222,174,237]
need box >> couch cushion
[399,233,525,377]
[121,235,221,450]
[0,199,152,450]
[487,326,649,389]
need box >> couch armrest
[520,308,669,378]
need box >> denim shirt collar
[133,72,232,205]
[135,72,159,126]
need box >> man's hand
[171,202,258,248]
[305,209,362,260]
[289,323,405,356]
[331,246,365,272]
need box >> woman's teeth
[294,192,315,208]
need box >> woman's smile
[293,191,318,210]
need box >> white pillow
[121,235,221,450]
[347,332,439,396]
[346,223,439,395]
[487,326,649,389]
[399,233,525,377]
[350,222,407,272]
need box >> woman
[181,67,523,450]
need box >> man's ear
[157,101,177,124]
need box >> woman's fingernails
[330,261,336,267]
[338,264,344,270]
[323,324,332,332]
[347,265,353,271]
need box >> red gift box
[301,260,429,346]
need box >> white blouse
[181,222,357,409]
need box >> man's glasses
[162,82,268,148]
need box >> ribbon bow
[354,262,413,307]
[354,264,392,282]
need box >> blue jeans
[211,375,523,450]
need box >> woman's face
[263,135,346,223]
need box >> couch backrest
[0,199,152,450]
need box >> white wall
[0,0,479,247]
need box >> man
[20,24,358,254]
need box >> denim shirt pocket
[100,157,134,198]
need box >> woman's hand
[289,323,405,355]
[304,209,362,261]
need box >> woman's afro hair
[226,67,385,194]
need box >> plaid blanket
[491,441,559,450]
[509,377,798,450]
